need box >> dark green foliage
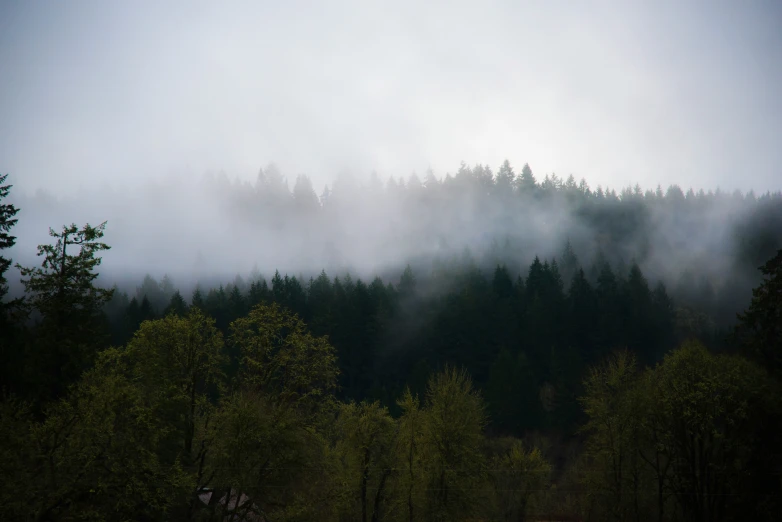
[16,222,114,402]
[4,173,782,520]
[0,173,21,393]
[0,173,19,306]
[735,249,782,373]
[165,290,189,317]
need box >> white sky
[1,0,781,196]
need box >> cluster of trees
[226,161,782,310]
[12,159,782,328]
[102,249,688,440]
[2,171,782,521]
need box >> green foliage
[229,303,339,413]
[334,401,396,522]
[419,367,488,521]
[577,342,782,522]
[653,341,779,522]
[5,190,782,520]
[0,173,22,393]
[735,249,782,373]
[122,308,226,461]
[0,359,192,521]
[579,349,646,521]
[164,289,189,317]
[487,437,552,522]
[17,221,114,402]
[200,390,331,522]
[0,172,19,305]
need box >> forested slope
[1,166,781,521]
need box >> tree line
[1,171,781,521]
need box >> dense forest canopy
[7,161,781,320]
[1,167,781,521]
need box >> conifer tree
[0,173,19,308]
[0,173,21,393]
[17,222,114,400]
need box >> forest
[1,164,781,522]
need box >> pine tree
[164,290,188,317]
[0,173,21,394]
[735,249,782,373]
[559,238,580,286]
[516,163,536,194]
[247,278,269,308]
[399,265,416,298]
[17,222,114,401]
[191,286,205,310]
[495,159,516,196]
[227,284,246,321]
[0,173,20,308]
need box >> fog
[2,1,781,198]
[1,1,781,306]
[5,162,778,308]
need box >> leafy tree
[487,437,551,522]
[201,389,330,522]
[335,401,396,522]
[229,303,339,415]
[17,222,113,402]
[652,341,780,522]
[420,366,487,521]
[394,388,425,522]
[579,350,644,521]
[0,355,192,521]
[123,309,226,461]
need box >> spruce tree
[17,222,113,401]
[0,173,19,308]
[0,173,21,394]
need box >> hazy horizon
[2,0,781,197]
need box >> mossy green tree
[420,366,488,521]
[0,353,192,521]
[487,437,552,522]
[334,400,397,522]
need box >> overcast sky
[1,0,781,197]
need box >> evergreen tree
[623,263,654,364]
[0,173,21,394]
[247,278,269,308]
[0,173,19,308]
[227,284,247,321]
[191,286,205,310]
[735,249,782,374]
[164,290,189,317]
[495,159,516,196]
[398,264,416,298]
[568,268,598,363]
[559,238,579,286]
[17,222,113,402]
[516,163,537,194]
